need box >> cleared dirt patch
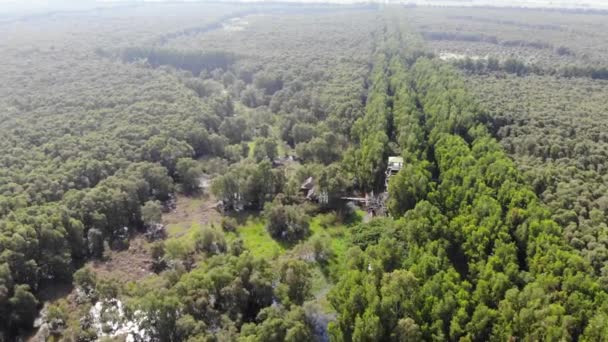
[87,236,153,283]
[162,193,222,237]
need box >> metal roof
[388,156,404,164]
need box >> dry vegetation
[162,193,222,237]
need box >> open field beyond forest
[2,2,608,341]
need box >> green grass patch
[166,220,203,238]
[310,265,330,295]
[223,211,358,313]
[166,223,188,237]
[164,226,198,260]
[236,218,285,259]
[306,213,358,313]
[247,141,256,158]
[308,214,353,280]
[308,264,335,313]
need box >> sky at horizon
[1,0,607,16]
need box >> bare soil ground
[162,192,222,237]
[76,193,221,284]
[28,238,153,342]
[87,235,154,283]
[28,192,224,341]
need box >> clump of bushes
[264,200,310,243]
[221,216,238,232]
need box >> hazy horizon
[1,0,607,16]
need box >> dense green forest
[1,3,608,342]
[405,5,608,292]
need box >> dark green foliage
[254,71,284,95]
[252,138,278,162]
[211,160,283,210]
[9,285,38,331]
[211,94,236,118]
[73,267,98,296]
[175,158,202,194]
[329,17,608,341]
[141,200,162,226]
[220,116,249,144]
[296,132,347,165]
[0,4,381,338]
[240,306,314,342]
[467,74,608,278]
[121,47,237,76]
[87,228,104,259]
[315,163,352,209]
[350,217,397,250]
[133,252,275,341]
[142,136,194,175]
[345,52,392,191]
[291,123,316,144]
[2,3,608,341]
[264,201,310,243]
[387,161,432,217]
[221,216,239,232]
[276,259,312,306]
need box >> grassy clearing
[213,210,361,313]
[304,211,364,313]
[162,194,221,238]
[235,217,286,259]
[310,211,363,278]
[308,264,334,312]
[166,223,190,237]
[231,212,358,265]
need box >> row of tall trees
[454,56,608,80]
[344,50,392,191]
[328,23,608,340]
[467,72,608,280]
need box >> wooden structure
[385,156,404,189]
[303,156,403,216]
[299,177,328,204]
[341,191,387,217]
[350,156,403,217]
